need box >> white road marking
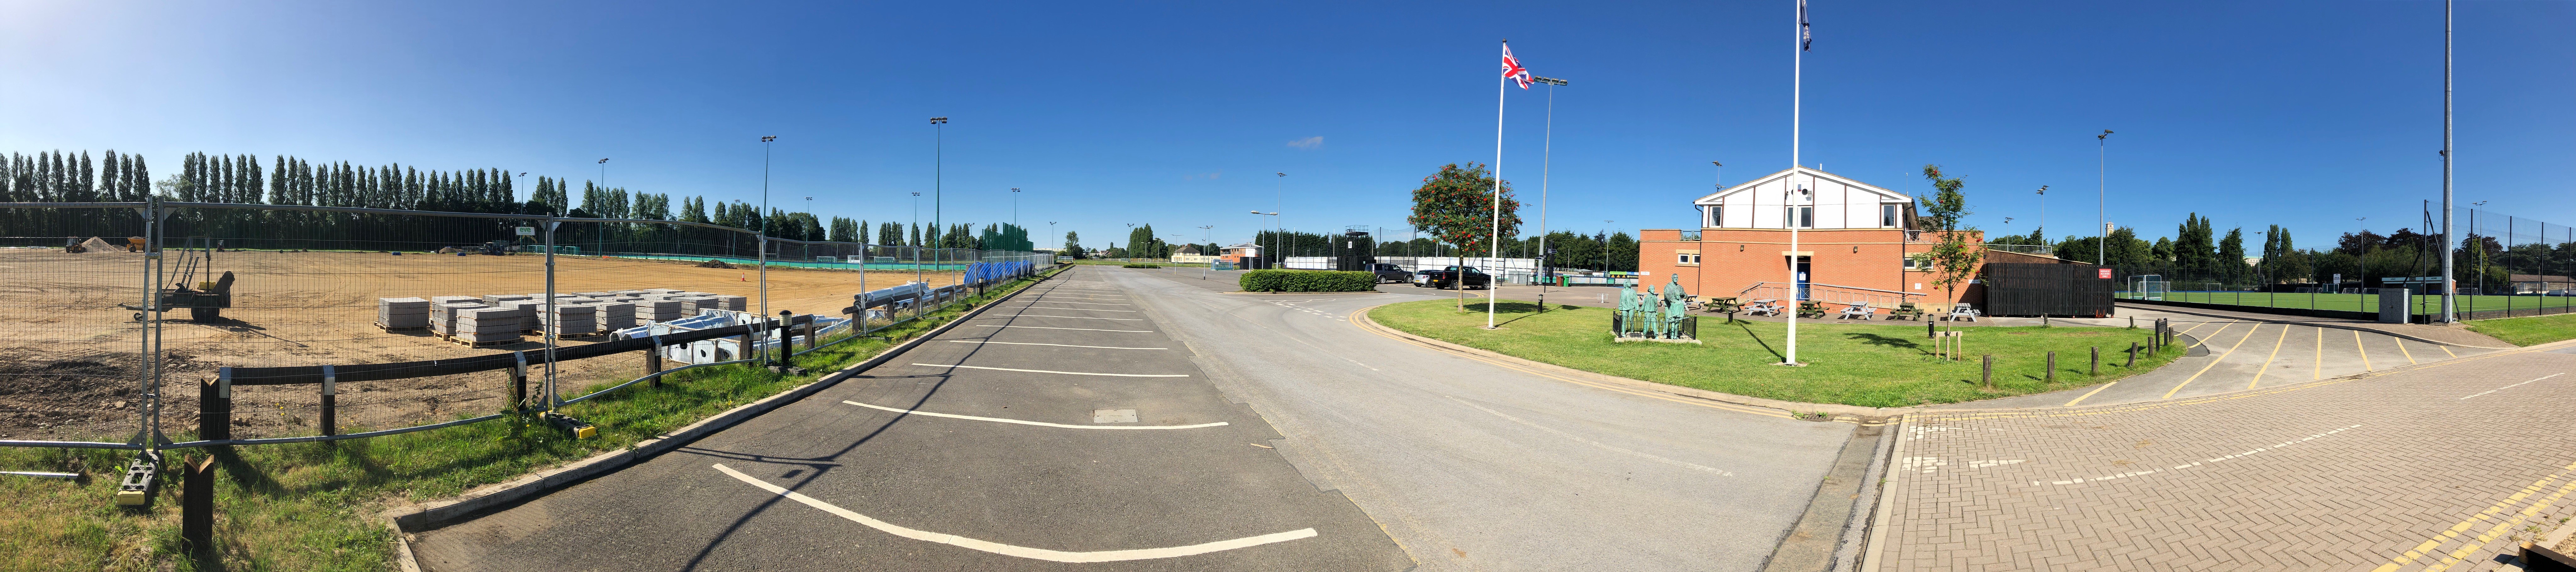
[913,363,1190,377]
[975,325,1154,333]
[1020,300,1133,306]
[843,401,1227,429]
[2460,373,2565,400]
[980,313,1145,321]
[945,340,1166,350]
[1445,396,1734,477]
[1005,305,1139,312]
[2042,425,2362,486]
[712,464,1314,562]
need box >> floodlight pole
[1535,75,1568,309]
[2440,0,2456,322]
[759,136,776,365]
[1786,1,1803,367]
[2098,130,2111,266]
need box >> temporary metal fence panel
[0,200,1054,452]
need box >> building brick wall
[1638,228,1989,307]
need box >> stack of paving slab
[377,297,431,328]
[452,307,524,344]
[429,297,485,336]
[594,301,637,330]
[540,304,598,336]
[632,299,683,323]
[674,295,720,315]
[712,295,747,311]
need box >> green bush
[1240,269,1376,292]
[1122,263,1162,268]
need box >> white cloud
[1286,136,1323,150]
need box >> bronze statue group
[1614,274,1694,340]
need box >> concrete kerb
[2115,302,2518,350]
[379,265,1068,563]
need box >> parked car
[1363,263,1412,284]
[1415,266,1493,290]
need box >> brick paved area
[1873,349,2576,571]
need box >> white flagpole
[1488,41,1509,329]
[1785,0,1802,366]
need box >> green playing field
[2116,291,2576,314]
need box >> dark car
[1415,266,1492,290]
[1364,263,1412,284]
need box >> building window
[1677,252,1700,265]
[1709,206,1723,228]
[1784,206,1813,228]
[1881,204,1898,227]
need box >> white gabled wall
[1695,167,1912,230]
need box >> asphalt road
[1111,268,1858,571]
[413,268,1411,571]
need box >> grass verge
[0,266,1064,572]
[1370,299,2185,408]
[2465,313,2576,346]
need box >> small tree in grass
[1921,164,1983,360]
[1407,163,1522,310]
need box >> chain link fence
[2109,204,2575,322]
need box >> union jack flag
[1501,42,1532,89]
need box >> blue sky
[3,1,2569,251]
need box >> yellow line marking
[2375,459,2576,571]
[2062,382,2116,407]
[2442,343,2458,359]
[2397,337,2417,365]
[2356,329,2372,371]
[2165,323,2263,399]
[2249,324,2289,389]
[2425,476,2576,571]
[2312,326,2323,380]
[2176,319,2226,345]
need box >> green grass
[2465,313,2576,346]
[1370,299,2184,408]
[0,266,1064,572]
[2120,291,2575,314]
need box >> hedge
[1122,263,1162,268]
[1240,270,1376,292]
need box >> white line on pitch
[912,363,1189,377]
[980,314,1144,321]
[974,325,1154,333]
[945,340,1166,350]
[844,401,1226,429]
[1445,396,1734,476]
[1005,305,1138,312]
[2460,373,2565,400]
[712,464,1314,562]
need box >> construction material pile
[405,288,750,344]
[377,297,430,329]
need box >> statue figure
[1616,285,1640,336]
[1664,295,1689,338]
[1663,273,1687,307]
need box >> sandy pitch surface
[0,249,960,440]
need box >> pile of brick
[376,297,430,329]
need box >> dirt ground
[0,249,961,441]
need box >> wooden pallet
[445,335,522,347]
[374,321,431,332]
[557,331,606,339]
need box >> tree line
[0,150,1038,253]
[2004,211,2555,293]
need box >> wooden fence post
[511,351,529,410]
[1981,355,1994,388]
[181,454,214,559]
[2127,342,2139,367]
[319,365,336,437]
[2090,346,2100,376]
[644,333,664,387]
[2045,351,2056,382]
[201,369,232,443]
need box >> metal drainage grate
[1093,409,1138,423]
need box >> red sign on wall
[2098,268,2114,279]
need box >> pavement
[1875,346,2576,571]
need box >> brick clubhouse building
[1638,166,2050,313]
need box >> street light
[1273,173,1286,263]
[930,117,948,273]
[1250,211,1280,268]
[2097,130,2112,266]
[2035,185,2047,245]
[2356,217,2369,293]
[1533,75,1570,304]
[1011,188,1022,230]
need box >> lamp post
[1283,173,1298,265]
[912,192,922,285]
[2035,185,2047,245]
[2357,217,2369,294]
[1250,211,1280,268]
[758,136,776,347]
[2097,130,2112,266]
[1010,188,1021,230]
[2440,0,2456,322]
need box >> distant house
[1169,244,1216,264]
[2511,274,2575,294]
[1218,243,1262,264]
